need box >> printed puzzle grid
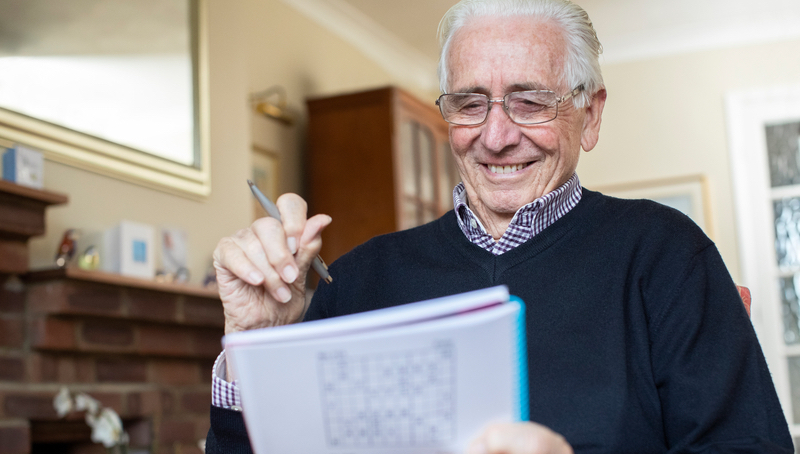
[317,341,456,448]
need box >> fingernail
[283,265,298,283]
[276,287,292,303]
[248,272,263,285]
[287,237,297,255]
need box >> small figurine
[77,246,100,271]
[55,229,79,268]
[154,270,173,283]
[174,267,190,284]
[203,264,217,289]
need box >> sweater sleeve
[647,244,792,453]
[205,405,253,454]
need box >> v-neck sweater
[305,189,791,453]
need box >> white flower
[52,388,128,449]
[88,407,124,448]
[74,393,100,415]
[53,387,73,418]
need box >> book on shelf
[224,285,528,454]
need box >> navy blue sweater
[207,189,792,453]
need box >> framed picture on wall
[252,145,280,222]
[594,174,712,238]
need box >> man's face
[447,16,604,231]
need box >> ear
[580,88,607,152]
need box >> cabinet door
[398,119,441,228]
[437,141,460,212]
[398,120,418,230]
[418,124,438,224]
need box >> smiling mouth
[488,162,531,174]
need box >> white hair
[437,0,604,108]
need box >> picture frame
[594,174,712,238]
[252,145,280,222]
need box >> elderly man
[206,0,792,452]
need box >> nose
[480,99,522,153]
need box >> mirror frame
[0,0,211,198]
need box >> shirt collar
[453,173,582,255]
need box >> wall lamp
[250,85,295,126]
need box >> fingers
[296,214,333,268]
[214,193,330,305]
[249,217,297,302]
[213,233,264,287]
[468,422,573,454]
[276,193,308,255]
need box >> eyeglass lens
[438,91,559,125]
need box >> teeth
[489,164,525,174]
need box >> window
[727,85,800,440]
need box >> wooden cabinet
[306,86,460,264]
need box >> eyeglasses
[435,85,584,126]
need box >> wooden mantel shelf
[0,180,68,273]
[25,267,220,299]
[0,179,69,206]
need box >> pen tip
[247,179,254,187]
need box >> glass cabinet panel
[418,125,435,204]
[438,142,456,211]
[766,121,800,188]
[400,197,418,231]
[399,121,417,198]
[780,275,800,344]
[774,197,800,269]
[788,356,800,423]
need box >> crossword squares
[318,342,455,448]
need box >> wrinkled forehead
[446,16,568,94]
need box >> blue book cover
[510,295,529,422]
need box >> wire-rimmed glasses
[435,85,584,126]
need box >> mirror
[0,0,209,197]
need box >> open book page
[225,286,527,454]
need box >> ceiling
[284,0,800,91]
[339,0,800,62]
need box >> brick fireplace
[0,181,223,453]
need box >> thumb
[469,422,572,454]
[296,214,332,267]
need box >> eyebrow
[453,82,551,95]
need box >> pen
[247,180,333,284]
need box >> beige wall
[27,0,401,282]
[578,38,800,281]
[27,0,800,286]
[242,0,406,198]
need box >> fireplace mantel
[0,181,221,454]
[0,180,67,274]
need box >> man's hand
[212,193,332,335]
[468,422,573,454]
